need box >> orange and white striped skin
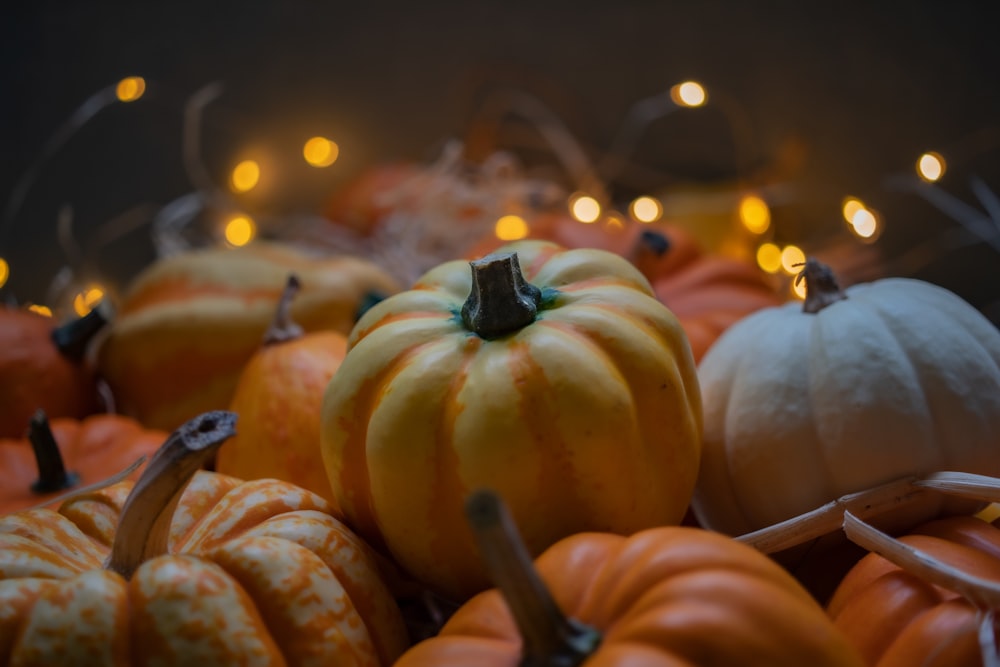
[0,470,408,666]
[322,240,703,601]
[97,242,400,432]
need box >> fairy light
[670,81,707,108]
[738,194,770,234]
[916,152,946,182]
[850,208,879,239]
[569,194,601,223]
[303,137,339,168]
[28,304,52,317]
[494,214,529,241]
[73,285,105,317]
[0,257,8,288]
[791,277,807,300]
[842,197,865,224]
[780,245,805,274]
[115,77,146,103]
[756,243,782,274]
[224,215,256,247]
[630,196,662,223]
[230,160,260,193]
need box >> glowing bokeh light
[756,243,782,274]
[0,257,8,288]
[73,285,105,317]
[851,209,878,238]
[670,81,707,107]
[231,160,260,193]
[739,195,771,234]
[116,77,146,103]
[224,215,257,247]
[28,304,52,317]
[917,152,946,182]
[791,277,807,300]
[842,197,865,224]
[569,194,601,223]
[630,196,662,223]
[303,137,340,168]
[494,215,529,241]
[780,245,806,274]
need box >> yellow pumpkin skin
[321,240,702,601]
[97,242,400,431]
[0,470,409,666]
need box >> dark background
[2,1,999,320]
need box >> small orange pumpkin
[0,411,408,666]
[395,489,864,666]
[0,410,165,515]
[216,274,348,505]
[0,305,108,438]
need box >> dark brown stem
[465,489,602,667]
[263,274,304,345]
[27,409,79,494]
[796,257,848,314]
[50,301,111,362]
[628,229,670,279]
[106,411,237,579]
[461,252,541,339]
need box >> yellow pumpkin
[0,411,408,666]
[693,258,1000,537]
[97,241,399,431]
[321,240,702,601]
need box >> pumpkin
[395,489,864,666]
[0,411,408,666]
[323,161,422,235]
[321,240,702,601]
[0,304,109,438]
[468,217,782,361]
[216,274,347,505]
[0,410,166,515]
[96,241,400,431]
[828,507,1000,667]
[692,258,1000,537]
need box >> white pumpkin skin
[692,273,1000,537]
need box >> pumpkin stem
[50,301,111,362]
[263,274,305,345]
[465,489,601,667]
[628,229,670,279]
[796,258,848,314]
[106,411,237,579]
[461,252,542,339]
[27,409,80,494]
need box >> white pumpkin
[692,259,1000,536]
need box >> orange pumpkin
[0,411,408,666]
[323,161,422,235]
[828,512,1000,667]
[0,410,165,515]
[97,241,399,431]
[467,217,782,361]
[395,489,864,666]
[0,305,108,438]
[216,274,348,505]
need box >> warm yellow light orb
[28,304,52,317]
[851,209,878,238]
[670,81,707,107]
[630,196,662,223]
[116,76,146,103]
[791,276,808,300]
[494,215,529,241]
[756,243,783,274]
[73,285,105,317]
[917,152,945,182]
[303,137,340,168]
[0,257,8,288]
[739,195,771,234]
[841,197,865,224]
[224,215,256,247]
[231,160,260,193]
[569,194,601,223]
[780,245,805,274]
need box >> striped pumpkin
[0,412,408,666]
[321,240,703,601]
[97,242,399,431]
